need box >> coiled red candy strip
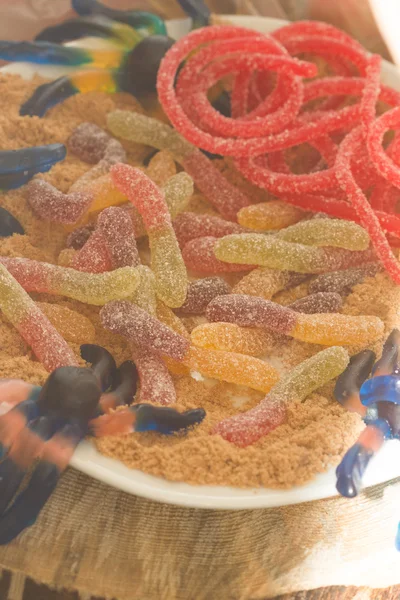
[336,127,400,283]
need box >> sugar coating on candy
[206,294,297,334]
[68,122,126,167]
[130,266,157,317]
[66,225,94,250]
[162,172,193,219]
[367,107,400,190]
[111,164,187,308]
[156,299,191,376]
[292,313,384,346]
[215,234,375,274]
[107,110,251,220]
[100,300,190,361]
[280,191,400,239]
[183,236,254,274]
[238,201,305,231]
[232,267,305,299]
[0,263,78,372]
[360,54,381,133]
[131,345,176,406]
[185,346,279,393]
[309,264,382,295]
[37,302,95,344]
[149,228,188,308]
[177,277,231,314]
[181,149,251,220]
[69,122,115,164]
[71,229,111,273]
[107,110,193,162]
[111,164,170,231]
[75,203,140,273]
[191,322,275,356]
[125,171,194,239]
[146,150,176,187]
[288,292,343,314]
[81,173,127,216]
[215,234,327,273]
[118,171,193,239]
[277,218,370,251]
[174,212,245,249]
[207,293,383,346]
[336,127,400,284]
[0,258,140,305]
[155,25,329,158]
[213,346,350,446]
[26,179,93,224]
[97,207,140,268]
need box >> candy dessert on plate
[1,0,400,545]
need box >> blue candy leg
[336,443,374,498]
[336,423,387,497]
[90,404,206,437]
[0,144,66,189]
[372,328,400,377]
[72,0,167,35]
[176,0,211,26]
[99,360,138,413]
[0,416,55,515]
[0,422,84,544]
[133,404,206,435]
[36,15,131,45]
[0,41,94,66]
[0,398,40,459]
[360,375,400,407]
[334,350,375,416]
[80,344,117,392]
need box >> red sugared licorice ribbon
[156,25,329,157]
[368,105,400,189]
[336,127,400,283]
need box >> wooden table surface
[1,573,399,600]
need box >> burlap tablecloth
[0,1,399,599]
[0,468,400,600]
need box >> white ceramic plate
[4,15,400,509]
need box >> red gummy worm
[336,127,400,283]
[206,294,298,334]
[110,163,170,232]
[97,207,140,268]
[173,212,245,249]
[131,345,176,405]
[71,229,112,273]
[100,300,190,361]
[180,149,251,221]
[72,207,140,273]
[213,398,286,447]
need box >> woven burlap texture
[0,468,399,600]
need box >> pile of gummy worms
[2,20,400,451]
